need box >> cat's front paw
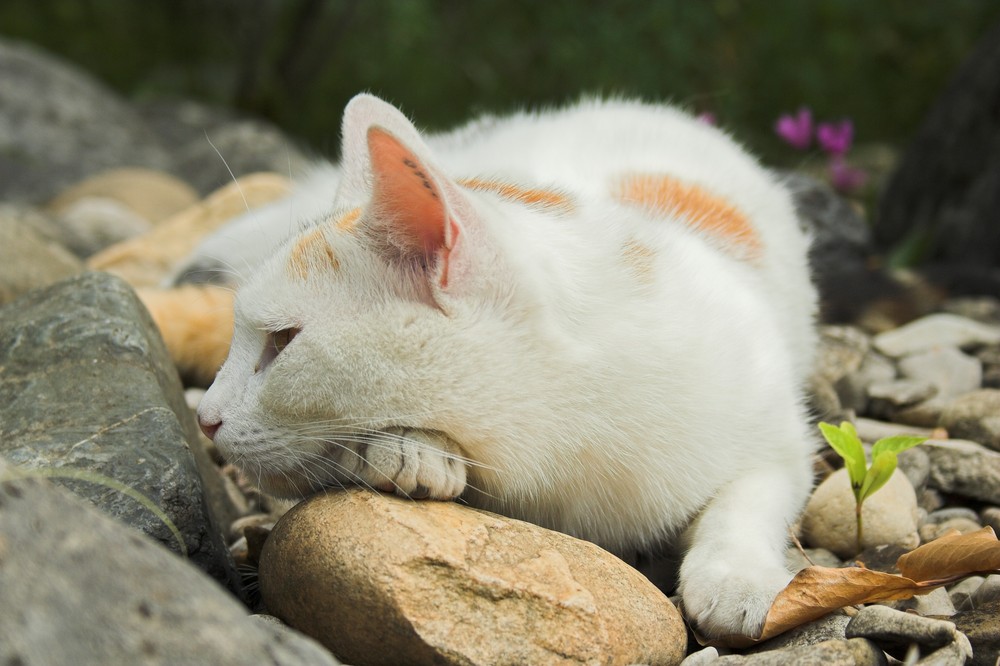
[359,427,467,500]
[679,560,790,639]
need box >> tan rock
[260,489,686,666]
[47,167,199,225]
[0,209,83,305]
[87,172,290,287]
[801,467,920,558]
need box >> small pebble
[949,576,985,611]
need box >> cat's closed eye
[255,327,300,374]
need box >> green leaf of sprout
[859,451,897,503]
[819,421,867,491]
[871,435,927,459]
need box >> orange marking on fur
[287,227,337,280]
[334,207,362,231]
[612,174,761,259]
[458,177,574,213]
[622,239,656,285]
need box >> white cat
[193,93,817,638]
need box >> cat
[190,93,818,639]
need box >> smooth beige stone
[260,489,686,666]
[48,167,199,225]
[801,468,920,558]
[87,172,290,287]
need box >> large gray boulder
[0,461,339,666]
[0,37,169,204]
[0,271,231,582]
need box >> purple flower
[817,119,854,156]
[775,107,813,150]
[828,155,868,194]
[697,112,718,126]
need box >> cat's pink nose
[198,414,222,440]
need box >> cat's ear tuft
[367,126,447,257]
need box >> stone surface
[923,439,1000,504]
[919,517,983,543]
[0,272,230,580]
[801,468,920,557]
[898,346,983,401]
[785,547,842,573]
[939,389,1000,451]
[86,173,290,287]
[873,313,1000,358]
[47,167,199,226]
[886,587,956,617]
[0,207,84,305]
[897,446,931,491]
[714,638,884,665]
[136,98,313,195]
[51,196,152,257]
[814,326,872,384]
[845,604,966,660]
[260,489,687,666]
[946,597,1000,666]
[868,378,937,410]
[0,37,169,204]
[0,463,338,666]
[949,576,986,611]
[744,613,850,653]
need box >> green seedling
[818,421,927,553]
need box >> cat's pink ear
[367,126,447,257]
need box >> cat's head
[196,94,546,497]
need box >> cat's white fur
[195,94,817,638]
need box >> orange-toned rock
[87,172,290,286]
[47,167,199,225]
[260,489,686,666]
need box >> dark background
[2,0,997,160]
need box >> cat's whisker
[204,130,249,213]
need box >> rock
[836,351,896,413]
[0,463,339,666]
[807,374,844,424]
[979,345,1000,389]
[924,507,982,524]
[897,446,931,491]
[948,576,985,612]
[853,418,936,444]
[946,597,1000,666]
[981,507,1000,534]
[0,272,231,581]
[745,613,850,653]
[939,389,1000,451]
[86,172,290,287]
[971,574,1000,607]
[260,489,687,666]
[785,546,842,573]
[899,347,983,401]
[801,468,920,558]
[0,37,169,204]
[136,98,312,196]
[853,543,912,574]
[924,439,1000,504]
[873,313,1000,358]
[886,587,956,617]
[0,207,83,305]
[943,297,1000,327]
[680,647,719,665]
[919,517,983,543]
[814,326,872,384]
[845,604,967,661]
[868,379,937,412]
[50,197,152,257]
[714,638,884,665]
[47,167,199,226]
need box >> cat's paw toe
[680,564,789,639]
[382,428,467,500]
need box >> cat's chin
[254,469,328,499]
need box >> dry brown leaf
[897,526,1000,583]
[711,527,1000,648]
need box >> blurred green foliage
[1,0,997,160]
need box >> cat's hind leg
[678,460,812,639]
[357,427,467,501]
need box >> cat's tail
[137,285,234,388]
